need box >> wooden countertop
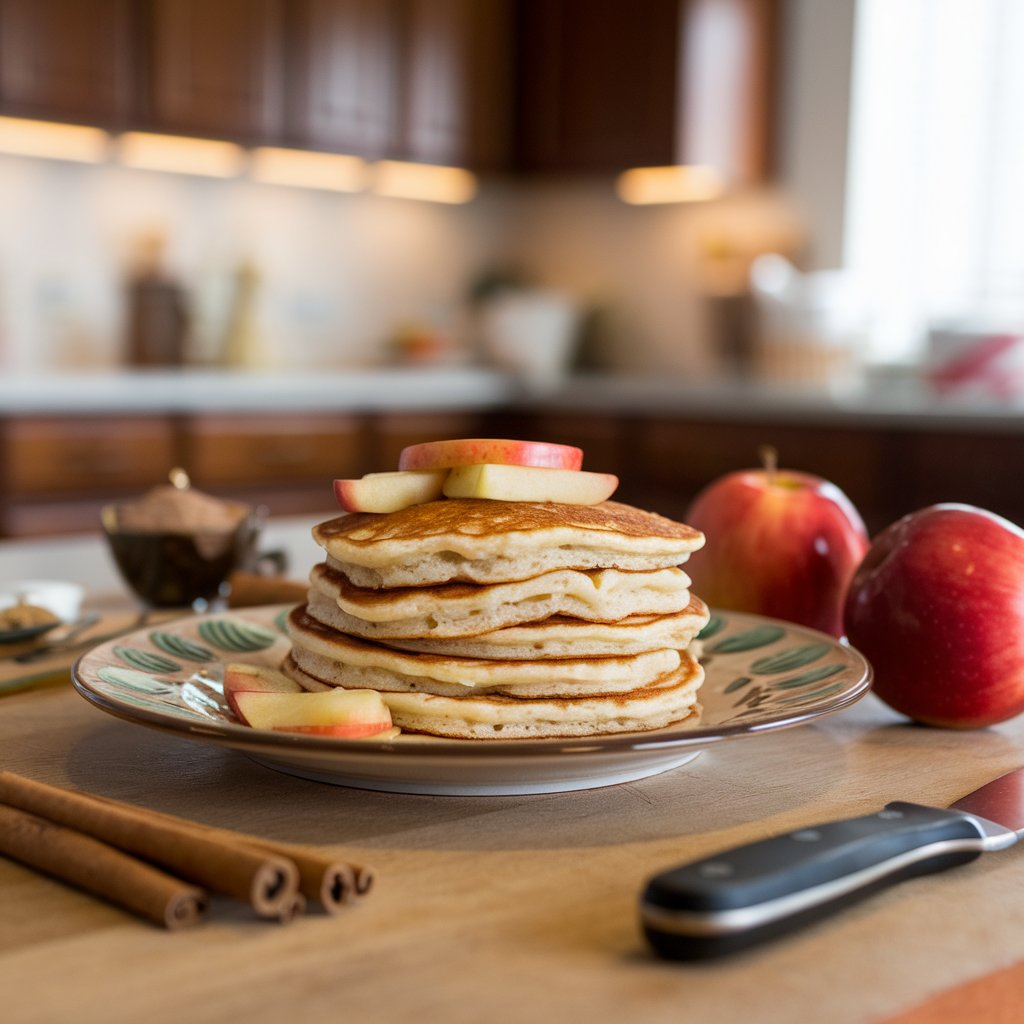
[3,669,1024,1022]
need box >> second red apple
[684,453,869,637]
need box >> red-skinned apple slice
[398,438,583,472]
[223,662,301,720]
[232,687,394,737]
[442,463,618,504]
[279,724,401,740]
[334,470,446,513]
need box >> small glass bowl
[101,503,264,610]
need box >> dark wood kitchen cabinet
[0,415,180,537]
[143,0,286,142]
[286,0,514,168]
[284,0,402,156]
[516,0,779,181]
[0,0,136,127]
[400,0,514,169]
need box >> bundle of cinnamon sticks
[0,771,373,930]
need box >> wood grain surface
[2,678,1024,1024]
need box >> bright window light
[615,165,724,205]
[0,116,109,163]
[117,132,245,178]
[250,146,368,192]
[373,161,477,204]
[845,0,1024,361]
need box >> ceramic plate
[72,605,871,796]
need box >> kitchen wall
[0,151,805,377]
[0,153,514,372]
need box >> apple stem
[759,445,778,485]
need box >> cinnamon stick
[0,804,205,929]
[90,791,372,911]
[0,772,298,918]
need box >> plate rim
[71,605,872,761]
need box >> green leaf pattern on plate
[770,664,845,689]
[149,631,214,662]
[707,625,786,654]
[724,675,753,694]
[700,619,852,718]
[197,619,277,653]
[696,615,726,641]
[112,646,181,674]
[750,643,830,674]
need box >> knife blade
[640,767,1024,961]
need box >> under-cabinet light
[373,160,477,204]
[0,116,110,163]
[117,132,245,178]
[249,146,368,192]
[615,165,724,205]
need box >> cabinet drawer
[5,416,178,495]
[184,414,364,486]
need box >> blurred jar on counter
[749,255,867,389]
[124,231,189,367]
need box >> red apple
[844,503,1024,728]
[398,438,583,472]
[684,450,869,637]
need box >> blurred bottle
[221,260,269,369]
[124,231,189,367]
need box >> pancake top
[313,500,704,567]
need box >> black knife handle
[641,802,987,960]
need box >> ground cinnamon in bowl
[102,471,262,609]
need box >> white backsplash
[0,153,799,377]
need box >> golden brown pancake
[285,648,704,740]
[308,560,693,639]
[313,499,704,588]
[285,604,682,697]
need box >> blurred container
[926,321,1024,399]
[0,580,83,623]
[479,289,580,392]
[124,232,189,367]
[749,255,866,388]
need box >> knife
[640,767,1024,960]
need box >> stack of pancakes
[283,499,710,739]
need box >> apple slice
[442,463,618,504]
[334,469,446,513]
[283,724,401,740]
[398,438,583,472]
[232,687,394,739]
[223,662,301,720]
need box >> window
[844,0,1024,362]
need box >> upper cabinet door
[680,0,779,182]
[285,0,402,157]
[516,0,778,182]
[0,0,136,126]
[516,0,681,174]
[401,0,514,170]
[145,0,285,142]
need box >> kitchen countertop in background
[0,367,1021,431]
